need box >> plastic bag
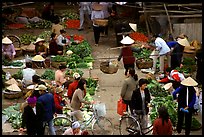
[94,103,106,117]
[117,98,127,115]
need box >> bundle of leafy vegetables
[86,77,98,95]
[41,69,55,80]
[65,68,84,77]
[147,79,169,97]
[26,19,52,29]
[51,55,69,62]
[133,48,152,61]
[3,60,24,67]
[2,103,22,129]
[12,69,23,80]
[182,117,202,130]
[19,34,37,45]
[149,95,178,127]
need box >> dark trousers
[93,25,102,44]
[124,64,135,76]
[122,99,133,114]
[177,108,193,135]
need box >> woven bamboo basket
[136,58,153,69]
[100,60,119,74]
[51,61,66,69]
[3,90,23,99]
[95,19,108,27]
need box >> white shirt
[22,68,36,86]
[154,37,170,55]
[57,34,69,46]
[32,106,36,115]
[91,10,105,26]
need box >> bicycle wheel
[119,115,142,135]
[91,117,114,135]
[7,35,21,48]
[53,116,72,135]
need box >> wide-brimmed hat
[6,84,21,92]
[2,37,12,44]
[92,3,103,11]
[56,87,63,94]
[163,83,173,91]
[177,38,190,47]
[34,37,45,44]
[181,77,198,87]
[35,84,47,91]
[129,23,137,32]
[120,36,134,45]
[73,72,81,80]
[32,55,45,61]
[5,78,19,85]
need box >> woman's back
[153,118,172,135]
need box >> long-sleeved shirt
[91,10,105,26]
[172,86,196,108]
[57,34,69,47]
[51,24,64,36]
[153,118,172,135]
[159,69,185,83]
[154,37,170,55]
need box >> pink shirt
[55,70,66,86]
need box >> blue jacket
[37,93,56,122]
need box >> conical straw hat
[92,3,103,11]
[6,84,21,92]
[5,78,19,85]
[163,83,173,91]
[177,38,190,47]
[181,77,198,87]
[120,36,134,45]
[129,23,137,32]
[2,37,12,44]
[32,55,45,61]
[34,37,45,44]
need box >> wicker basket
[3,90,23,99]
[51,61,66,69]
[136,58,153,69]
[100,60,119,74]
[95,19,108,26]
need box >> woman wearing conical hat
[34,37,47,58]
[2,36,16,61]
[172,77,198,135]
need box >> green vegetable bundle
[51,55,69,62]
[26,20,52,29]
[12,70,23,80]
[19,34,37,45]
[134,48,152,60]
[41,69,55,80]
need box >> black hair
[53,16,60,24]
[152,34,159,38]
[60,29,66,34]
[38,80,46,85]
[138,78,149,87]
[158,105,170,125]
[128,68,138,81]
[26,62,32,68]
[59,64,67,70]
[51,32,56,39]
[165,67,172,73]
[76,78,87,91]
[32,75,41,83]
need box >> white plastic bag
[94,103,106,117]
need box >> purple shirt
[2,44,16,58]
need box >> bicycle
[53,102,114,135]
[119,110,153,135]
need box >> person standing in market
[152,105,173,135]
[150,34,171,74]
[19,96,45,135]
[195,45,203,85]
[91,3,105,46]
[37,84,56,135]
[51,16,64,36]
[71,78,91,121]
[78,2,92,31]
[166,37,190,69]
[54,87,68,114]
[56,29,69,53]
[99,2,112,36]
[49,32,63,55]
[22,62,36,87]
[131,78,151,129]
[120,68,138,114]
[117,36,143,76]
[55,64,69,89]
[67,72,81,102]
[172,77,198,135]
[2,36,16,61]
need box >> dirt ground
[2,2,202,135]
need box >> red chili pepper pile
[129,32,148,43]
[7,23,25,29]
[66,20,80,29]
[66,34,84,42]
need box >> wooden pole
[150,14,202,18]
[143,3,151,37]
[163,3,173,36]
